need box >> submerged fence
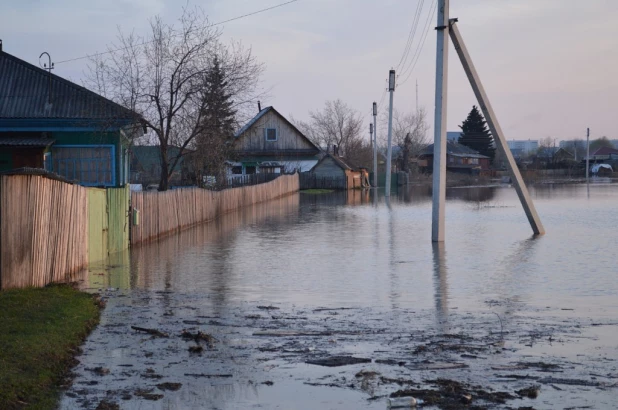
[0,175,88,289]
[130,173,299,245]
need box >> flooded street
[61,183,618,409]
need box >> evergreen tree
[195,56,237,184]
[458,105,495,161]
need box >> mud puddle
[59,288,618,409]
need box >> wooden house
[310,152,370,189]
[231,106,320,175]
[0,43,142,187]
[419,141,490,174]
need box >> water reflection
[92,194,301,293]
[432,242,449,331]
[446,186,497,202]
[83,183,618,314]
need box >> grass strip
[0,285,102,409]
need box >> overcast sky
[2,0,617,141]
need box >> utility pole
[373,102,378,188]
[416,79,419,112]
[449,20,544,235]
[431,0,450,242]
[586,127,590,183]
[369,123,374,179]
[385,69,396,197]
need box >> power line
[398,0,436,87]
[395,0,425,72]
[55,0,300,65]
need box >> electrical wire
[395,0,424,72]
[398,0,437,87]
[55,0,301,65]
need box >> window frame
[264,128,278,142]
[50,144,116,187]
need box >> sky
[2,0,617,142]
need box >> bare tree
[87,7,264,190]
[381,108,429,172]
[307,99,364,156]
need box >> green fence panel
[107,185,130,253]
[87,188,108,264]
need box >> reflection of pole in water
[432,242,449,329]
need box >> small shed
[311,153,369,189]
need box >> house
[587,146,618,162]
[231,106,320,175]
[535,147,575,168]
[130,145,192,187]
[0,43,142,187]
[310,151,369,189]
[419,141,490,174]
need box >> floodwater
[61,182,618,409]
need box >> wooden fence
[0,175,88,289]
[299,172,346,190]
[130,173,299,245]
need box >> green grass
[300,189,335,194]
[0,285,101,409]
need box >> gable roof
[0,50,137,121]
[591,146,618,157]
[312,153,365,172]
[234,106,319,150]
[420,141,489,159]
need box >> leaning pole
[449,20,544,235]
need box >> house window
[51,145,115,186]
[231,166,242,175]
[265,128,277,141]
[469,158,479,165]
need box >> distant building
[419,141,490,174]
[231,106,320,175]
[310,152,369,189]
[507,139,538,155]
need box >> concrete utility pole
[449,20,545,235]
[369,123,374,177]
[373,102,378,188]
[416,79,419,112]
[385,70,396,197]
[431,0,450,242]
[586,127,590,183]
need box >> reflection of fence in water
[130,193,300,290]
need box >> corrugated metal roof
[0,50,136,120]
[0,136,55,147]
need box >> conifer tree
[195,56,237,184]
[458,105,495,161]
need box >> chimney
[0,39,3,52]
[257,100,261,112]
